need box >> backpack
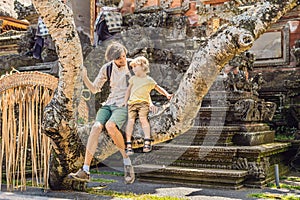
[106,60,134,82]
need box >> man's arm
[82,65,107,94]
[123,83,132,106]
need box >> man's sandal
[143,138,152,153]
[125,141,134,156]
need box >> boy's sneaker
[68,169,90,182]
[124,165,135,184]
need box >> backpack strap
[106,62,113,82]
[127,60,134,76]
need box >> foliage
[77,117,86,125]
[287,177,300,182]
[91,178,116,183]
[249,193,299,199]
[249,176,300,200]
[274,126,297,140]
[268,182,300,191]
[26,180,44,188]
[275,133,296,141]
[90,169,124,176]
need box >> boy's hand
[166,93,173,100]
[150,104,158,114]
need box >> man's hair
[132,56,150,73]
[105,42,128,61]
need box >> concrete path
[0,166,299,200]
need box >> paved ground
[0,166,300,200]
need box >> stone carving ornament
[172,16,187,39]
[234,99,276,122]
[233,157,270,179]
[124,10,168,27]
[248,158,270,179]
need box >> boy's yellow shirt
[128,75,157,105]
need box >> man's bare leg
[84,122,104,166]
[105,121,128,158]
[68,122,103,182]
[105,121,135,184]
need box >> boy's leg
[125,118,135,156]
[125,119,135,142]
[140,116,152,153]
[138,103,152,153]
[139,117,151,138]
[138,103,151,139]
[125,104,138,155]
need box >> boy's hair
[132,56,150,73]
[105,42,128,61]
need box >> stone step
[131,143,291,170]
[133,144,238,169]
[173,126,238,146]
[232,130,275,146]
[135,164,248,189]
[17,61,58,74]
[203,91,257,103]
[194,107,228,126]
[172,125,274,146]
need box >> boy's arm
[154,85,172,100]
[123,84,132,106]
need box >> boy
[124,56,172,155]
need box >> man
[69,42,135,184]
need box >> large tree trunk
[31,0,85,189]
[30,0,299,190]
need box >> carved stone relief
[233,157,270,179]
[124,10,168,28]
[234,99,276,122]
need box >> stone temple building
[0,0,299,189]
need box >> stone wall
[0,0,31,18]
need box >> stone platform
[134,142,291,189]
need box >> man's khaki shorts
[128,102,149,120]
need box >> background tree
[28,0,300,190]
